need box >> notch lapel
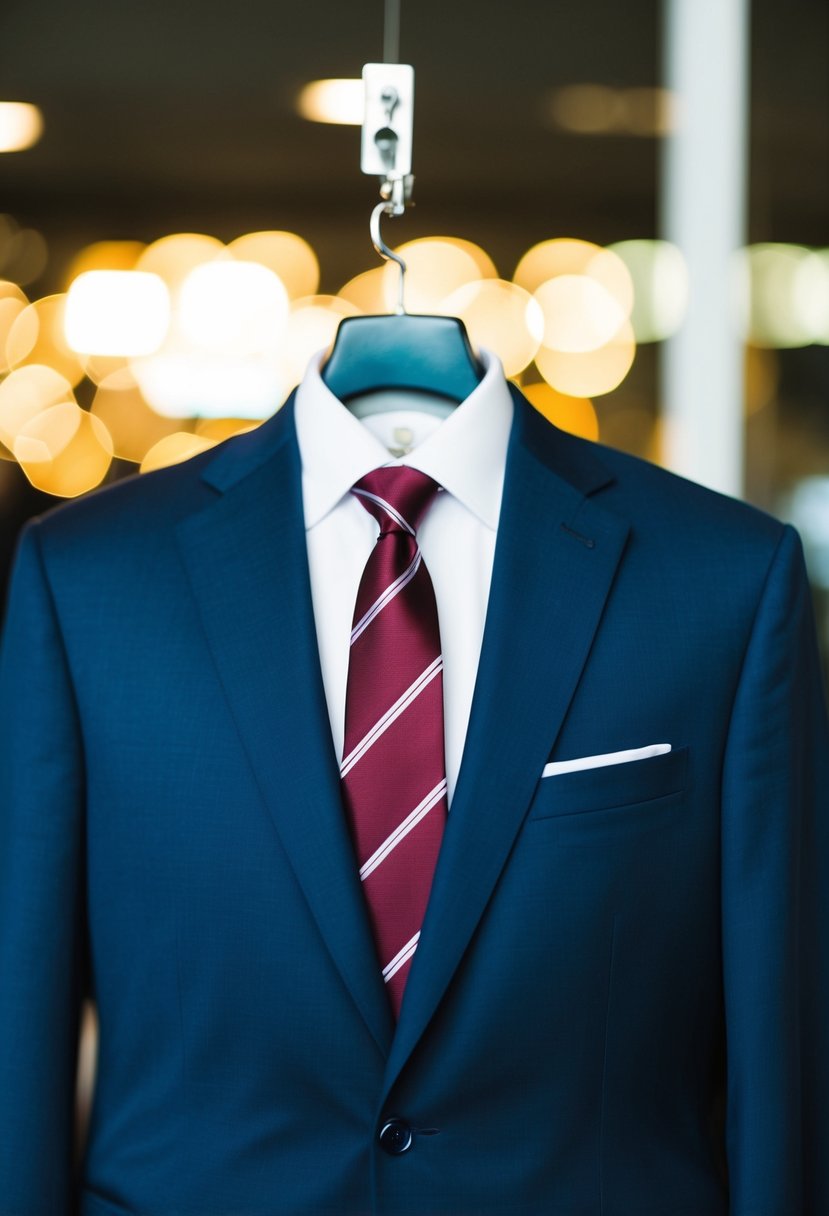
[176,399,395,1058]
[381,388,630,1098]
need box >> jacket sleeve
[0,520,87,1215]
[721,524,829,1216]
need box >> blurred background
[0,0,826,651]
[0,0,827,1154]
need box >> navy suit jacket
[0,385,827,1216]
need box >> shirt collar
[293,346,514,531]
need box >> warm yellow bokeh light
[296,79,364,125]
[0,296,28,373]
[534,275,627,353]
[435,237,498,280]
[65,271,171,356]
[228,232,320,301]
[744,345,780,416]
[438,279,543,377]
[514,239,633,319]
[601,407,656,460]
[0,364,76,449]
[521,382,600,441]
[0,279,27,303]
[65,241,146,288]
[194,418,260,442]
[535,319,636,397]
[387,239,483,315]
[281,295,361,387]
[135,233,225,293]
[583,248,634,319]
[140,432,217,474]
[178,260,289,356]
[338,267,387,313]
[13,402,113,497]
[0,102,44,152]
[78,354,131,386]
[90,373,184,463]
[514,238,602,295]
[6,294,86,385]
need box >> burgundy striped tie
[340,466,448,1019]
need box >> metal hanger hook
[370,199,407,316]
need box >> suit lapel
[174,385,631,1081]
[176,397,395,1058]
[381,387,630,1097]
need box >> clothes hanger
[321,201,484,417]
[320,64,484,419]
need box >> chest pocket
[527,745,689,821]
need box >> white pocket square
[541,743,672,778]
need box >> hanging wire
[383,0,401,63]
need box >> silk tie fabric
[340,466,448,1019]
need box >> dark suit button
[379,1117,413,1155]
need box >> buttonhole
[560,523,595,548]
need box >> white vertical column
[660,0,750,496]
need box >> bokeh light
[0,285,29,374]
[386,238,483,314]
[521,382,600,440]
[338,266,387,313]
[130,351,290,420]
[436,237,497,280]
[228,231,319,300]
[140,432,217,474]
[65,271,171,356]
[90,372,184,463]
[744,345,780,416]
[0,102,43,152]
[548,85,677,137]
[6,294,86,385]
[296,79,364,125]
[0,364,76,451]
[736,243,815,348]
[135,233,225,293]
[7,222,815,499]
[535,319,636,397]
[534,275,626,353]
[438,279,543,377]
[65,240,146,286]
[607,239,689,342]
[13,402,113,497]
[0,224,48,286]
[194,418,259,442]
[514,238,633,315]
[793,249,829,345]
[177,261,289,356]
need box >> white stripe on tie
[383,932,421,983]
[359,779,448,881]
[339,656,443,778]
[352,488,416,536]
[350,549,422,645]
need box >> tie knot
[351,466,441,535]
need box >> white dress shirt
[293,347,514,807]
